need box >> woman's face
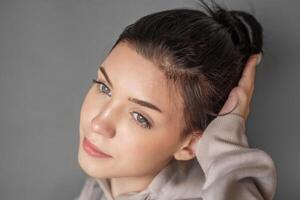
[78,42,192,179]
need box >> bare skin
[191,52,262,153]
[219,53,261,120]
[78,41,261,198]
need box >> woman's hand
[218,53,262,121]
[190,53,262,154]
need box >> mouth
[83,137,112,158]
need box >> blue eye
[92,79,111,96]
[131,112,152,129]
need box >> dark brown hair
[108,0,263,139]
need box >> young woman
[75,1,277,199]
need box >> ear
[173,131,202,161]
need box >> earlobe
[173,132,202,161]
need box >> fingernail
[256,53,262,65]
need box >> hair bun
[215,9,263,54]
[197,0,263,55]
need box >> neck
[109,173,157,198]
[107,158,175,198]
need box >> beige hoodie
[75,113,277,200]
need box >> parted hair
[108,0,263,138]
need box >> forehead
[101,42,183,116]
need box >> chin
[78,150,101,177]
[77,147,114,178]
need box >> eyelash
[92,79,112,97]
[92,79,152,129]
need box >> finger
[218,88,239,116]
[238,54,260,94]
[238,54,258,91]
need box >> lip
[83,137,112,158]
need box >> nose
[91,103,117,138]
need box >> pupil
[138,115,144,122]
[103,85,108,93]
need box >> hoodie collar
[95,158,204,200]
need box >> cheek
[79,88,99,133]
[78,91,99,172]
[117,130,177,163]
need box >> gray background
[0,0,299,199]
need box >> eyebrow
[98,65,162,113]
